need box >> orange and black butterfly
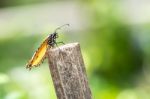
[26,24,69,70]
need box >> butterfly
[26,24,69,70]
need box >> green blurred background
[0,0,150,99]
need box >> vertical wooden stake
[48,43,92,99]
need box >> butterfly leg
[56,41,65,45]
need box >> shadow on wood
[48,42,92,99]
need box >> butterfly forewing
[26,37,49,70]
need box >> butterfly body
[26,24,69,70]
[26,33,58,70]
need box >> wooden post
[47,43,92,99]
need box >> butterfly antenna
[54,24,69,33]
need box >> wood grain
[48,43,92,99]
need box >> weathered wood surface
[47,43,92,99]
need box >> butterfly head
[48,24,69,46]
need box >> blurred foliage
[0,0,49,8]
[82,0,143,77]
[0,35,40,72]
[86,22,143,84]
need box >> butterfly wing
[26,37,49,70]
